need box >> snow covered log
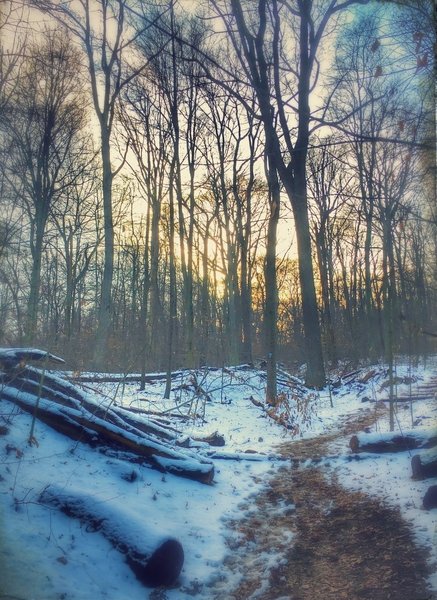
[39,486,184,587]
[411,447,437,480]
[0,365,214,484]
[68,370,186,384]
[349,429,437,454]
[0,347,65,371]
[177,431,226,448]
[69,365,224,384]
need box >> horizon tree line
[0,0,435,394]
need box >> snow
[325,361,437,594]
[1,359,436,598]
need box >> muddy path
[207,406,435,600]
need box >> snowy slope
[0,360,436,599]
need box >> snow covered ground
[326,361,437,593]
[0,359,436,599]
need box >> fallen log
[411,447,437,480]
[39,486,184,587]
[124,405,196,422]
[349,429,437,454]
[205,450,286,462]
[68,366,222,385]
[177,431,226,449]
[0,347,65,371]
[423,485,437,510]
[0,367,214,484]
[67,370,187,384]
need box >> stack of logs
[0,348,220,588]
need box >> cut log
[68,366,223,385]
[68,369,187,384]
[349,429,437,454]
[390,395,436,402]
[39,486,184,587]
[423,485,437,510]
[0,367,214,484]
[194,431,225,447]
[177,431,226,449]
[0,347,65,371]
[411,447,437,480]
[205,450,285,462]
[122,405,194,422]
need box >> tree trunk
[264,162,280,404]
[316,229,337,365]
[140,202,151,390]
[164,163,177,399]
[94,125,114,369]
[290,169,325,388]
[26,218,45,344]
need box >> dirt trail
[207,406,435,600]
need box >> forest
[0,0,435,392]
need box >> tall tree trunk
[149,200,161,367]
[382,214,397,431]
[164,163,177,399]
[200,221,211,364]
[94,126,114,368]
[64,229,74,340]
[26,215,46,344]
[140,201,151,390]
[316,231,337,365]
[240,238,253,365]
[264,165,280,404]
[291,173,325,387]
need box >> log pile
[0,356,214,484]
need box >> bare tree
[307,141,351,365]
[208,0,374,387]
[0,30,86,343]
[50,150,102,342]
[31,0,163,367]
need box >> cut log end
[40,488,185,588]
[411,452,437,480]
[127,539,184,587]
[411,454,423,479]
[423,485,437,510]
[349,435,359,453]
